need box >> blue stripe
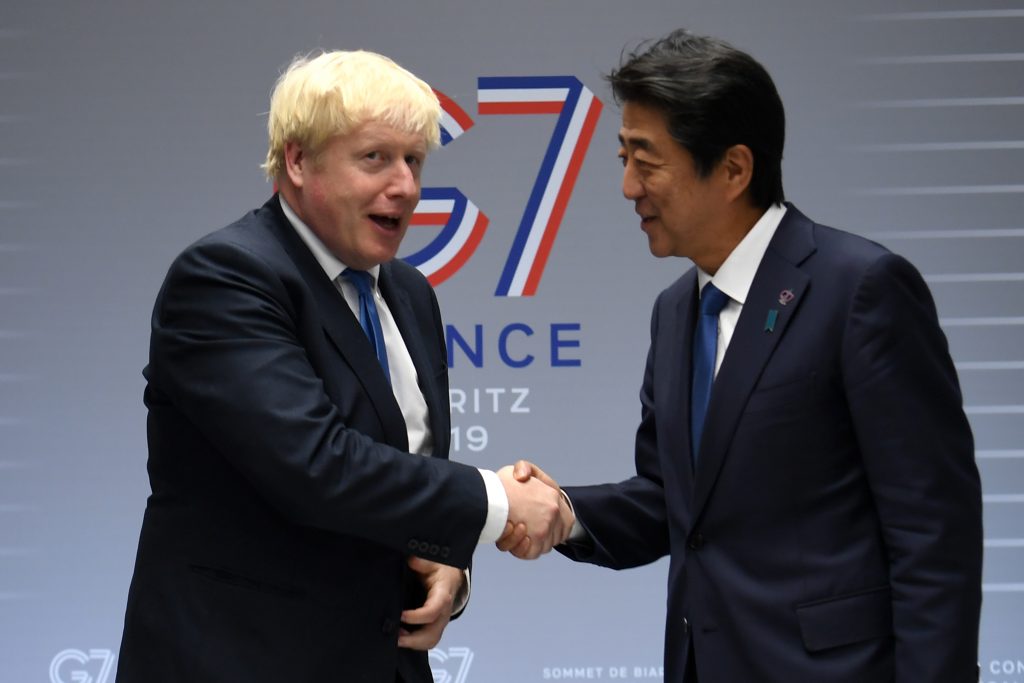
[493,77,582,295]
[402,187,467,268]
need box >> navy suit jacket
[117,196,487,682]
[561,204,982,682]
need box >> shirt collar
[278,195,381,285]
[696,203,787,304]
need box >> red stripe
[434,89,474,132]
[410,212,452,226]
[478,101,564,115]
[427,213,490,287]
[523,99,603,296]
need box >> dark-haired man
[504,28,982,682]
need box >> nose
[622,160,644,200]
[387,160,419,199]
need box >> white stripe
[983,583,1024,592]
[416,203,481,276]
[860,10,1024,20]
[414,199,456,215]
[856,141,1024,152]
[941,316,1024,326]
[857,184,1024,196]
[925,272,1024,283]
[983,494,1024,503]
[984,539,1024,547]
[857,53,1024,65]
[965,405,1024,415]
[439,110,465,139]
[509,88,594,295]
[976,450,1024,458]
[478,87,570,104]
[857,96,1024,108]
[870,228,1024,239]
[957,361,1024,370]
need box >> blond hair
[262,50,441,179]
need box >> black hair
[608,28,785,208]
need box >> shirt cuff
[452,568,471,618]
[562,490,587,542]
[476,468,509,544]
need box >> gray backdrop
[3,1,1022,681]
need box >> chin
[646,240,671,259]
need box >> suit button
[381,618,397,635]
[429,544,440,556]
[407,539,419,551]
[441,547,451,559]
[687,533,705,550]
[682,617,690,636]
[418,541,430,553]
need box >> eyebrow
[617,133,654,152]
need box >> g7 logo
[403,76,602,297]
[49,649,115,683]
[429,646,474,683]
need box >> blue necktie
[690,282,729,465]
[342,269,391,385]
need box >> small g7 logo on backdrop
[429,645,474,683]
[49,649,116,683]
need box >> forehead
[618,101,674,150]
[344,119,429,150]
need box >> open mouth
[370,215,401,230]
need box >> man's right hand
[495,461,573,559]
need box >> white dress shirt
[279,197,508,546]
[696,203,787,373]
[566,203,787,542]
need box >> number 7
[478,76,603,297]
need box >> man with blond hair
[115,50,569,683]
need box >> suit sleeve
[842,253,982,681]
[147,238,487,568]
[559,291,671,569]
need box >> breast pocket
[744,374,815,414]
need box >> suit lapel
[691,206,816,518]
[658,272,700,501]
[265,197,408,450]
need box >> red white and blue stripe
[405,187,489,287]
[478,76,602,297]
[434,89,474,146]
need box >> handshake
[495,460,573,560]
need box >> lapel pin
[764,309,778,333]
[778,289,795,306]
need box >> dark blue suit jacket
[562,204,982,682]
[117,196,487,682]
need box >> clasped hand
[495,460,573,559]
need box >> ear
[283,141,308,189]
[720,144,754,203]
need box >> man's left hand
[398,556,463,650]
